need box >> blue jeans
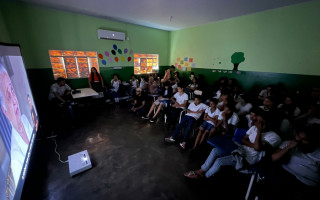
[171,115,196,142]
[201,148,236,178]
[129,105,145,116]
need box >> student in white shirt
[193,98,220,150]
[258,85,272,101]
[129,74,139,95]
[110,74,121,103]
[210,103,239,136]
[235,94,252,117]
[184,111,268,179]
[245,107,260,129]
[139,76,148,92]
[257,125,320,200]
[164,84,188,127]
[165,96,208,149]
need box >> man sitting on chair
[165,96,208,149]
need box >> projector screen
[0,43,38,200]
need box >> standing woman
[88,67,104,92]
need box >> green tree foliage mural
[231,52,245,71]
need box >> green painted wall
[170,1,320,75]
[0,1,170,69]
[0,9,11,43]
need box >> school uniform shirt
[235,102,253,116]
[218,111,240,128]
[259,89,268,98]
[130,79,139,88]
[140,81,147,89]
[111,80,120,92]
[205,107,221,126]
[282,147,320,186]
[11,115,33,187]
[173,92,188,106]
[185,103,208,120]
[239,126,265,165]
[246,114,254,128]
[48,83,71,100]
[188,83,198,89]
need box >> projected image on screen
[0,44,38,200]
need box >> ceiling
[19,0,312,31]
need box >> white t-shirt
[259,89,268,98]
[174,92,188,106]
[240,126,265,165]
[186,103,208,120]
[48,83,71,100]
[11,115,33,187]
[214,90,221,99]
[111,80,120,92]
[246,114,254,128]
[188,83,198,89]
[130,79,139,88]
[205,107,221,125]
[282,147,320,186]
[218,112,240,128]
[236,102,252,116]
[140,81,147,89]
[277,104,301,117]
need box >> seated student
[259,96,282,132]
[164,84,188,127]
[129,88,147,116]
[216,92,229,111]
[210,103,240,137]
[258,85,273,101]
[184,78,198,99]
[189,72,195,84]
[257,125,320,200]
[48,77,73,105]
[161,65,175,83]
[142,82,173,122]
[278,96,301,139]
[294,103,320,126]
[212,77,228,99]
[184,111,270,179]
[129,74,139,95]
[148,76,159,95]
[109,74,121,103]
[88,67,104,93]
[259,96,274,112]
[153,73,161,86]
[187,78,198,91]
[193,98,220,150]
[170,71,181,93]
[139,76,148,92]
[235,94,252,117]
[245,107,260,129]
[165,96,208,149]
[278,96,301,119]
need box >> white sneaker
[165,137,175,143]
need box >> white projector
[68,150,92,176]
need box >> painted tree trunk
[233,63,239,71]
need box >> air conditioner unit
[97,29,125,41]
